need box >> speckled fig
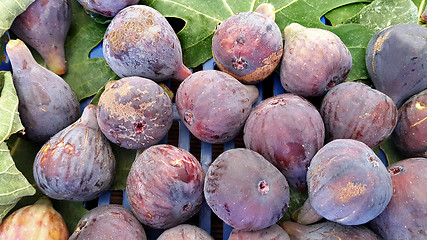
[97,76,173,149]
[6,39,80,143]
[77,0,140,17]
[103,5,191,81]
[69,204,147,240]
[0,197,68,240]
[10,0,71,75]
[33,105,115,201]
[229,224,290,240]
[157,224,213,240]
[280,23,352,97]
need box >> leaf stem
[419,0,426,23]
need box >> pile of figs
[1,0,427,239]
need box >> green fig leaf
[0,71,23,142]
[325,2,370,26]
[0,0,35,37]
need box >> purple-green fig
[77,0,140,17]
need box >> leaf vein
[160,0,222,22]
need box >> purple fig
[229,224,290,240]
[157,224,213,240]
[77,0,140,17]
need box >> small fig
[229,224,291,240]
[157,224,213,240]
[77,0,140,17]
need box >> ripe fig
[229,224,290,240]
[320,82,398,148]
[369,158,427,240]
[212,8,283,84]
[126,144,205,229]
[103,5,191,81]
[6,39,80,143]
[280,23,352,97]
[157,224,213,240]
[0,197,68,240]
[391,89,427,157]
[365,24,427,107]
[69,204,147,240]
[10,0,72,75]
[33,105,115,201]
[243,93,325,191]
[307,139,392,225]
[175,70,259,144]
[204,148,290,231]
[97,77,173,149]
[77,0,140,17]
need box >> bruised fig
[280,23,352,97]
[229,224,290,240]
[0,197,68,240]
[366,24,427,108]
[77,0,140,17]
[33,105,115,201]
[157,224,213,240]
[103,5,191,81]
[97,77,173,149]
[10,0,71,75]
[6,39,80,143]
[212,5,283,84]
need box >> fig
[204,148,290,231]
[320,82,398,148]
[243,93,325,191]
[365,24,427,107]
[97,77,173,149]
[103,5,191,81]
[280,23,352,97]
[77,0,140,17]
[212,6,283,84]
[10,0,72,75]
[0,197,68,240]
[306,139,392,225]
[157,224,213,240]
[6,39,80,143]
[391,89,427,157]
[175,70,259,144]
[369,158,427,239]
[126,144,205,229]
[69,204,147,240]
[33,105,115,201]
[228,224,291,240]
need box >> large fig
[365,24,427,107]
[157,224,213,240]
[33,105,115,201]
[77,0,140,17]
[97,77,173,149]
[10,0,72,75]
[103,5,191,81]
[0,197,68,240]
[280,23,352,97]
[6,39,80,143]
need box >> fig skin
[280,23,352,97]
[391,89,427,157]
[0,197,68,240]
[212,11,283,84]
[103,5,191,81]
[33,105,116,201]
[320,82,398,148]
[228,224,290,240]
[77,0,140,17]
[369,158,427,240]
[97,77,173,149]
[10,0,71,75]
[126,144,205,229]
[6,39,80,143]
[365,23,427,108]
[157,224,213,240]
[69,204,147,240]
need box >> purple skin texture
[280,23,352,97]
[103,5,191,81]
[369,158,427,239]
[157,224,213,240]
[96,77,173,149]
[391,89,427,157]
[365,24,427,108]
[6,39,80,143]
[77,0,140,17]
[229,224,290,240]
[281,221,380,240]
[175,70,259,144]
[307,139,393,225]
[10,0,71,75]
[204,148,290,231]
[243,93,325,191]
[126,144,205,229]
[69,204,147,240]
[320,82,398,148]
[33,105,115,201]
[212,11,283,84]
